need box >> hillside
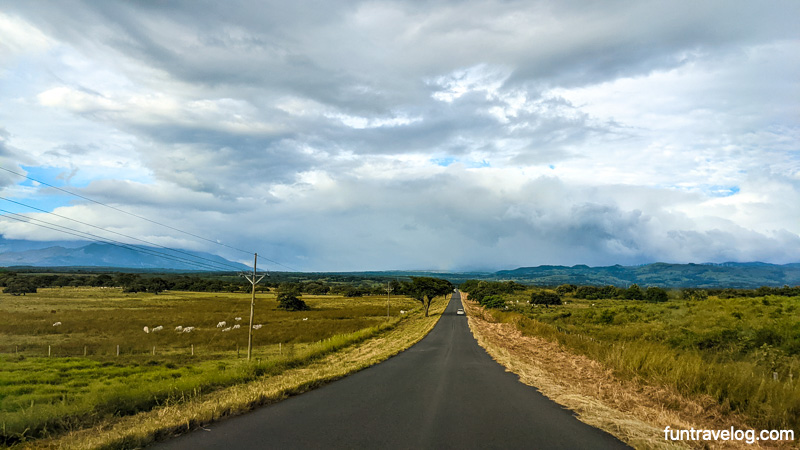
[494,262,800,288]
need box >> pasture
[0,287,419,445]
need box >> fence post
[116,345,120,357]
[191,344,194,356]
[84,345,87,357]
[48,345,51,357]
[152,346,155,356]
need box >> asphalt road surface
[156,291,630,449]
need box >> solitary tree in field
[407,277,453,317]
[147,277,169,295]
[3,280,36,296]
[277,286,309,311]
[530,291,562,307]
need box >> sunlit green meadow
[0,287,419,445]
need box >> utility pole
[244,253,267,361]
[385,281,393,320]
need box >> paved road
[156,291,630,449]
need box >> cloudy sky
[0,0,798,271]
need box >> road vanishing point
[156,291,630,449]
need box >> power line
[0,196,245,272]
[0,210,238,272]
[0,165,301,272]
[0,165,252,254]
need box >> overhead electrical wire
[0,210,236,272]
[0,165,300,272]
[0,196,245,272]
[0,166,252,256]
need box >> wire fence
[0,343,288,359]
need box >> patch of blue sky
[2,165,95,214]
[19,165,92,188]
[431,157,490,168]
[0,190,76,215]
[708,185,740,197]
[666,184,741,197]
[432,157,457,167]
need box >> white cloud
[0,1,798,270]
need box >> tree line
[458,280,800,310]
[0,271,455,314]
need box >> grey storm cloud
[0,0,798,270]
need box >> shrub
[461,280,526,303]
[481,295,506,309]
[555,284,577,295]
[644,286,668,303]
[621,284,644,300]
[574,285,620,300]
[681,288,708,301]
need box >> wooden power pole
[386,282,393,320]
[245,253,267,361]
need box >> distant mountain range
[494,262,800,288]
[0,238,249,272]
[1,237,798,287]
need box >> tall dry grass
[490,303,800,437]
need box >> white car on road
[456,308,465,315]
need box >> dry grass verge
[22,297,448,449]
[462,298,793,450]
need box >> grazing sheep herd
[134,318,269,334]
[47,320,270,334]
[51,311,319,336]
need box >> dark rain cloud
[1,0,798,269]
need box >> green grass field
[0,288,419,446]
[494,290,800,433]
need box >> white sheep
[152,325,163,332]
[234,317,242,321]
[175,325,183,332]
[400,310,406,314]
[216,321,227,328]
[252,324,263,330]
[143,326,150,334]
[302,317,308,321]
[232,324,241,330]
[52,322,62,327]
[221,327,231,332]
[182,326,195,333]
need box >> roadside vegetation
[0,278,451,447]
[460,281,800,438]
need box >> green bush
[555,284,577,295]
[644,287,668,302]
[481,295,506,309]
